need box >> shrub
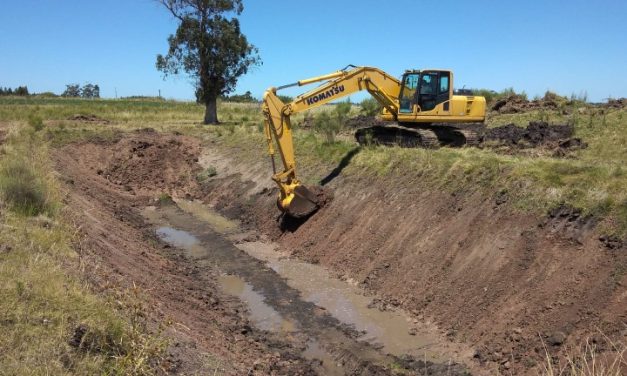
[28,114,45,132]
[0,158,49,215]
[335,101,352,124]
[314,111,341,143]
[360,98,381,116]
[278,95,293,103]
[196,166,217,182]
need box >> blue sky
[1,0,626,102]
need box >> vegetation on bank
[0,121,165,374]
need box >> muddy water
[236,240,444,360]
[143,202,467,375]
[217,274,297,334]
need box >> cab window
[439,75,450,94]
[399,73,419,113]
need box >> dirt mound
[101,130,202,197]
[491,93,565,114]
[604,98,627,108]
[68,114,111,124]
[345,115,387,129]
[484,121,586,152]
[63,128,203,198]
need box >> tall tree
[156,0,261,124]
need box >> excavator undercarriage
[355,123,481,148]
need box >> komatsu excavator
[262,65,486,218]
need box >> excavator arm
[262,66,401,217]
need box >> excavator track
[355,124,439,148]
[355,123,481,148]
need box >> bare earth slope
[201,146,627,375]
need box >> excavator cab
[399,70,452,115]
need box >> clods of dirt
[540,204,597,244]
[345,115,387,129]
[68,114,111,124]
[483,121,587,153]
[599,234,624,250]
[491,92,564,114]
[604,97,626,109]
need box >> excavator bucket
[286,185,320,218]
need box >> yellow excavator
[262,65,486,218]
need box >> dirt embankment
[54,130,317,375]
[200,148,627,375]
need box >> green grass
[0,123,165,374]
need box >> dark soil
[603,98,626,109]
[483,121,585,149]
[68,114,111,124]
[490,93,564,114]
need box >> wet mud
[144,202,469,375]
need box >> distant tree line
[219,90,258,103]
[0,86,29,96]
[218,91,293,104]
[62,83,100,99]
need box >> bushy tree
[222,90,256,103]
[156,0,261,124]
[81,84,95,98]
[14,86,29,96]
[278,95,293,103]
[62,84,81,98]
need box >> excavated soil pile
[345,115,387,129]
[491,93,564,114]
[68,114,111,124]
[95,128,204,197]
[483,121,586,152]
[604,97,627,109]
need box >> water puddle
[218,274,296,333]
[236,241,444,361]
[156,227,199,248]
[302,339,345,376]
[174,199,238,233]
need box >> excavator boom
[262,66,402,217]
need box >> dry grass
[0,124,166,374]
[541,334,626,376]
